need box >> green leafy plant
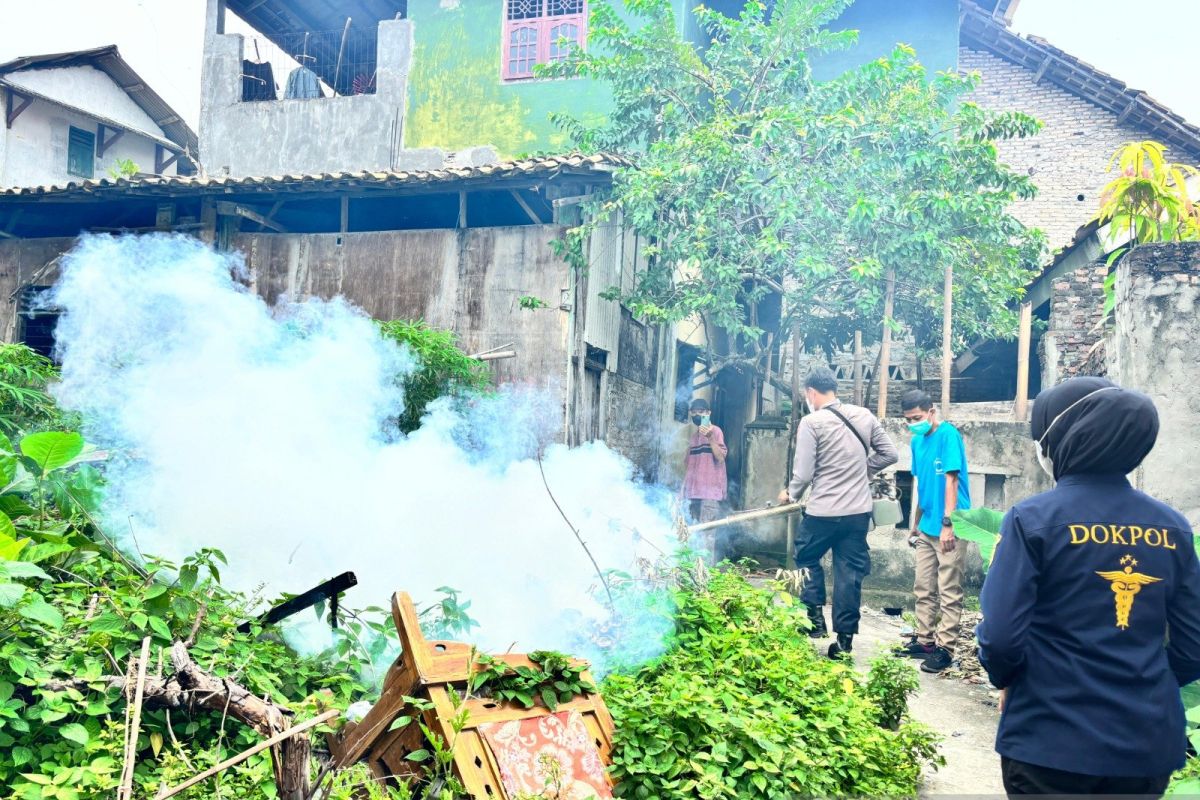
[542,0,1045,384]
[600,570,942,797]
[0,344,62,437]
[865,655,921,730]
[377,320,492,433]
[472,650,595,712]
[951,507,1005,570]
[518,295,551,311]
[106,159,139,181]
[1095,141,1200,323]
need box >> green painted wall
[405,0,693,156]
[404,0,960,156]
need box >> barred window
[502,0,585,80]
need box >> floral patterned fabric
[478,710,613,799]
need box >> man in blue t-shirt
[895,389,971,673]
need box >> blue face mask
[908,420,932,435]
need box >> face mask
[692,415,704,426]
[1035,442,1054,479]
[1034,386,1121,481]
[908,420,932,435]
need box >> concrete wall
[960,46,1154,253]
[200,4,417,177]
[1111,243,1200,526]
[0,84,178,189]
[235,226,572,392]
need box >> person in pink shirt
[682,398,728,562]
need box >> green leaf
[148,616,172,640]
[951,508,1005,569]
[0,581,26,607]
[19,432,84,474]
[19,596,64,629]
[90,613,125,634]
[59,723,89,746]
[0,513,18,548]
[0,561,50,581]
[406,749,431,763]
[11,745,32,766]
[387,715,413,732]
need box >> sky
[0,0,1198,133]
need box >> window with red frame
[503,0,585,81]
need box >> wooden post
[853,329,863,406]
[339,196,349,233]
[941,264,953,415]
[1015,301,1033,421]
[786,323,801,568]
[457,191,467,229]
[876,270,895,419]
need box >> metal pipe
[687,502,804,534]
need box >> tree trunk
[941,264,953,414]
[876,270,896,418]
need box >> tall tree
[545,0,1046,386]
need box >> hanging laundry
[285,66,322,100]
[241,60,276,102]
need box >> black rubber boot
[806,607,828,638]
[827,633,853,660]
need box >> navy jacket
[978,474,1200,777]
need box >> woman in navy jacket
[978,377,1200,796]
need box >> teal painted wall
[812,0,959,80]
[405,0,960,156]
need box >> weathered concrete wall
[1111,243,1200,525]
[235,227,571,392]
[734,417,791,565]
[0,237,72,342]
[603,310,662,480]
[0,83,176,189]
[200,4,417,177]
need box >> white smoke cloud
[50,234,677,674]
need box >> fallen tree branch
[155,709,338,800]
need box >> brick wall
[960,47,1152,252]
[1043,262,1108,382]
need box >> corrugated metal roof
[961,2,1200,160]
[0,45,198,163]
[0,153,630,200]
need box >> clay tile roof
[960,1,1200,161]
[0,152,632,200]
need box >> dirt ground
[834,609,1006,796]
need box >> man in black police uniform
[978,377,1200,796]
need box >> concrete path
[829,609,1006,796]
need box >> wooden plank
[392,592,435,682]
[216,201,288,233]
[941,264,953,414]
[509,189,542,224]
[5,89,33,129]
[1014,301,1032,421]
[876,270,895,418]
[340,196,349,233]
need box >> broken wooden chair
[328,591,617,799]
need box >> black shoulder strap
[826,406,869,456]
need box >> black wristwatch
[941,516,953,527]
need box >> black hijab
[1031,376,1159,481]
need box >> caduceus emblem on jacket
[1096,554,1162,629]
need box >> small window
[67,127,95,179]
[503,0,585,81]
[673,342,701,422]
[18,286,59,360]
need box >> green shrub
[601,571,941,798]
[376,320,492,433]
[0,344,62,437]
[865,655,921,730]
